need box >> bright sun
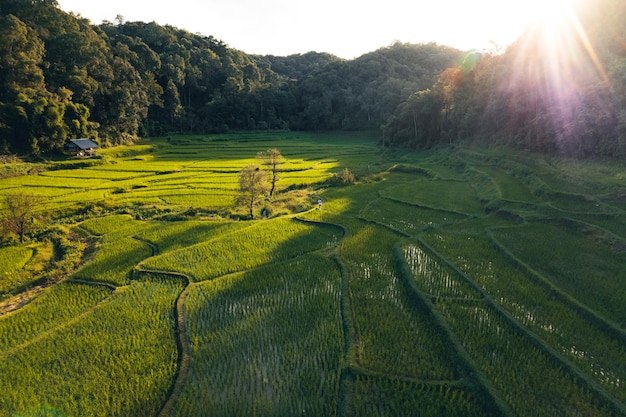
[502,0,608,155]
[527,0,578,27]
[507,0,603,87]
[531,0,603,76]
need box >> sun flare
[512,0,591,60]
[527,0,606,82]
[505,0,609,155]
[528,0,577,26]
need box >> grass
[141,218,341,281]
[419,228,626,402]
[339,216,461,382]
[0,242,54,297]
[401,242,482,299]
[360,197,469,235]
[382,179,485,216]
[1,132,625,416]
[73,215,155,285]
[474,166,540,203]
[351,375,491,417]
[174,255,342,416]
[0,281,113,352]
[0,246,33,278]
[491,221,626,327]
[0,131,380,215]
[73,234,153,285]
[439,302,617,417]
[0,275,184,417]
[136,221,246,253]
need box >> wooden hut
[64,139,99,157]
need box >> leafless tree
[257,148,284,197]
[236,165,268,219]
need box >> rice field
[0,242,53,297]
[0,275,184,417]
[140,218,341,281]
[1,133,626,416]
[381,179,485,216]
[490,222,626,327]
[1,132,371,214]
[173,255,342,416]
[0,246,33,279]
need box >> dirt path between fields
[0,284,49,316]
[0,227,101,317]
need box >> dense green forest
[1,0,625,157]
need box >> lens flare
[528,0,576,26]
[503,0,611,155]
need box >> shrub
[327,168,356,185]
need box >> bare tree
[257,148,284,197]
[1,193,42,243]
[236,165,268,219]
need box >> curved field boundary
[131,235,159,257]
[0,287,120,360]
[128,269,194,417]
[67,278,118,291]
[295,214,354,416]
[380,192,480,219]
[392,241,511,417]
[487,226,626,341]
[415,235,626,416]
[142,216,347,416]
[129,267,192,417]
[315,214,488,416]
[331,252,354,417]
[140,214,482,416]
[290,216,355,417]
[1,228,95,316]
[129,230,194,417]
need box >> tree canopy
[1,193,42,242]
[1,0,624,158]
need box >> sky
[55,0,568,59]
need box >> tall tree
[236,165,268,219]
[257,148,284,197]
[163,79,182,128]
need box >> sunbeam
[501,0,614,156]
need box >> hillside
[0,0,460,153]
[2,0,625,157]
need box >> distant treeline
[1,0,625,157]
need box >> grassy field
[1,132,625,416]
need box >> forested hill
[1,0,625,158]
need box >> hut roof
[65,139,99,150]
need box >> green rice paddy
[1,132,625,416]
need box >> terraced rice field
[1,132,625,416]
